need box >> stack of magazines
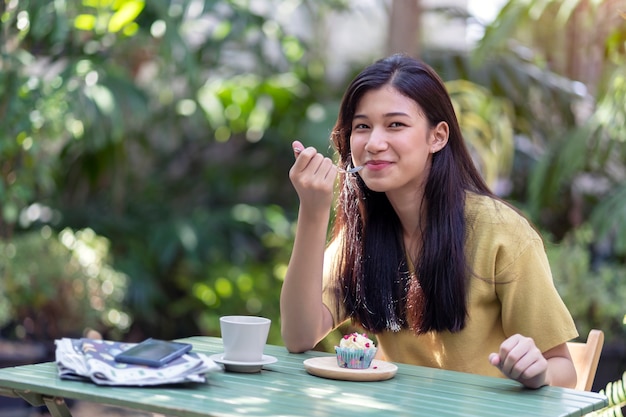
[55,338,220,386]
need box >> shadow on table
[0,340,50,417]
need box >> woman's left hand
[489,334,548,389]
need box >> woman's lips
[365,161,392,171]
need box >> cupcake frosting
[339,332,375,349]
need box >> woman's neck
[386,189,426,258]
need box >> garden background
[1,0,625,398]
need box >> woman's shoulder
[464,191,517,216]
[464,192,539,239]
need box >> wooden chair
[567,329,604,391]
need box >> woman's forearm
[545,355,577,389]
[280,206,333,352]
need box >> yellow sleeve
[465,194,579,352]
[495,235,579,352]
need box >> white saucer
[209,353,277,373]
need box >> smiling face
[349,84,449,197]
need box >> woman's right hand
[289,140,338,211]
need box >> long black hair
[329,54,494,334]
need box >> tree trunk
[386,0,421,57]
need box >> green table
[0,336,608,417]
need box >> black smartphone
[114,338,192,367]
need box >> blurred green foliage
[0,227,129,341]
[0,0,340,344]
[547,226,626,344]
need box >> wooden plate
[303,356,398,382]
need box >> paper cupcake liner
[335,347,377,369]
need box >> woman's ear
[430,121,449,154]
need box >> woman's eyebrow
[353,112,411,119]
[383,112,411,118]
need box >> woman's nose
[364,128,388,153]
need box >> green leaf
[590,184,626,255]
[591,371,626,417]
[108,0,144,33]
[75,14,96,30]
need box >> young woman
[280,54,578,389]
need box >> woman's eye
[353,123,369,130]
[389,122,405,128]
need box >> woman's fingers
[492,334,548,387]
[292,140,304,157]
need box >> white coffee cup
[220,315,271,362]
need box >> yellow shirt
[322,193,578,378]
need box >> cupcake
[335,332,377,369]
